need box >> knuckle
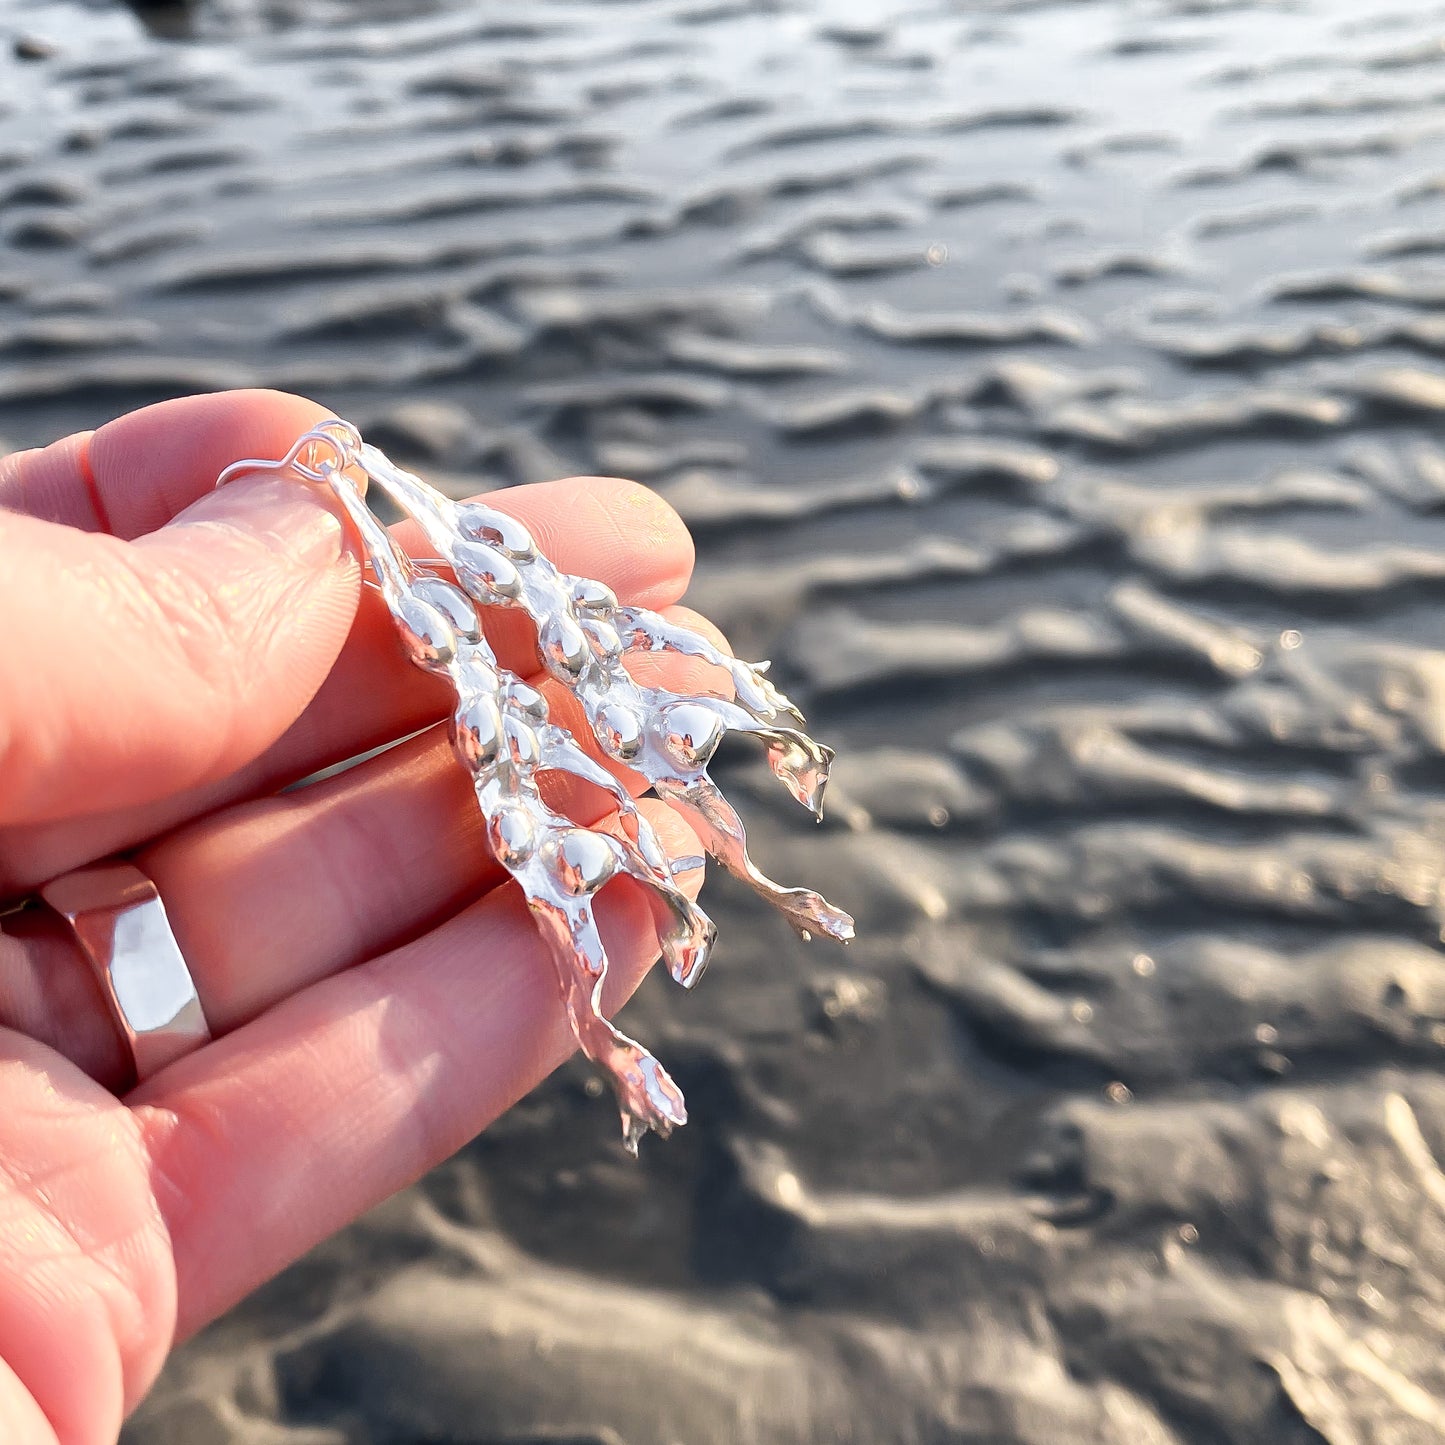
[119,546,248,721]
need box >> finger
[130,804,704,1339]
[0,431,93,526]
[0,1362,56,1444]
[0,389,365,828]
[0,476,695,893]
[0,1034,174,1438]
[0,480,360,827]
[0,388,330,538]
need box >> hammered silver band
[39,863,211,1085]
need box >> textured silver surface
[218,420,851,1150]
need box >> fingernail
[169,471,351,570]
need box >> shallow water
[7,0,1445,1438]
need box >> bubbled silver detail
[217,419,853,1152]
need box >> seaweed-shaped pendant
[219,420,853,1151]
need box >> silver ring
[39,862,211,1085]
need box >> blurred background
[6,0,1445,1439]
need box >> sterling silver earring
[219,420,853,1152]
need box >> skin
[0,389,719,1445]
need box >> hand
[0,390,708,1445]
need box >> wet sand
[5,0,1445,1438]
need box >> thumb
[0,468,360,827]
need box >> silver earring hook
[214,418,364,490]
[211,419,446,593]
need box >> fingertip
[584,474,696,587]
[90,388,336,539]
[494,474,695,609]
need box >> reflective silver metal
[218,420,853,1150]
[39,862,211,1085]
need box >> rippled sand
[7,0,1445,1438]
